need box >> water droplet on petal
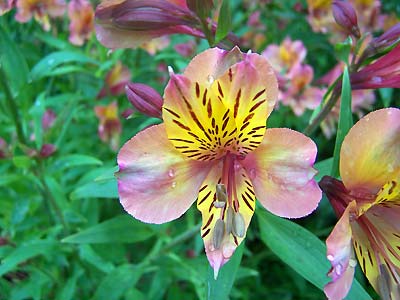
[327,254,334,261]
[207,75,215,84]
[387,164,394,173]
[171,181,177,188]
[168,169,175,178]
[349,258,357,267]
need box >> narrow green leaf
[379,87,393,107]
[55,154,103,169]
[0,241,55,276]
[257,210,372,300]
[56,267,84,300]
[92,264,144,300]
[0,25,29,97]
[62,215,155,243]
[331,66,353,177]
[315,157,333,181]
[214,0,232,44]
[70,177,117,199]
[206,243,244,300]
[30,51,97,80]
[334,37,352,65]
[29,92,46,149]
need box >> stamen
[232,212,245,238]
[225,206,234,234]
[212,219,225,250]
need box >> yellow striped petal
[197,162,256,277]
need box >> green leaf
[29,92,46,149]
[56,267,84,300]
[257,210,372,300]
[92,264,144,300]
[379,87,393,107]
[30,51,97,80]
[70,177,117,199]
[55,154,103,169]
[12,156,33,169]
[0,241,56,276]
[214,0,232,44]
[331,66,353,177]
[334,36,352,65]
[0,25,29,97]
[62,215,155,244]
[206,243,244,300]
[315,157,333,181]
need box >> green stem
[0,66,26,144]
[303,87,341,136]
[36,160,69,234]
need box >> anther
[212,219,225,250]
[225,206,234,234]
[214,184,227,208]
[232,212,245,238]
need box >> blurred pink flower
[281,64,324,116]
[94,101,121,151]
[0,0,14,15]
[97,61,131,99]
[15,0,66,31]
[68,0,94,46]
[140,36,170,56]
[261,37,306,74]
[321,108,400,300]
[174,39,197,57]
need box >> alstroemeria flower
[320,108,400,300]
[281,63,324,116]
[351,43,400,89]
[261,37,307,74]
[94,101,122,151]
[15,0,66,31]
[95,0,203,49]
[97,61,131,99]
[68,0,94,46]
[116,47,322,276]
[0,0,14,15]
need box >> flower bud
[332,0,360,38]
[232,212,245,238]
[212,219,225,250]
[39,144,56,158]
[370,23,400,54]
[126,82,163,118]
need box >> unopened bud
[225,206,234,234]
[232,212,245,238]
[370,23,400,54]
[212,219,225,250]
[332,0,360,38]
[39,144,56,158]
[125,83,163,118]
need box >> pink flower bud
[39,144,57,158]
[125,83,163,118]
[332,0,360,38]
[372,23,400,52]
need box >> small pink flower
[321,108,400,300]
[262,37,307,74]
[0,0,14,15]
[281,64,324,116]
[15,0,66,31]
[94,102,122,151]
[116,47,322,277]
[97,61,131,99]
[68,0,94,46]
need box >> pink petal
[340,108,400,194]
[324,202,357,300]
[116,124,213,223]
[240,128,321,218]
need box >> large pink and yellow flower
[116,47,322,276]
[320,108,400,300]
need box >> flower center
[211,152,246,249]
